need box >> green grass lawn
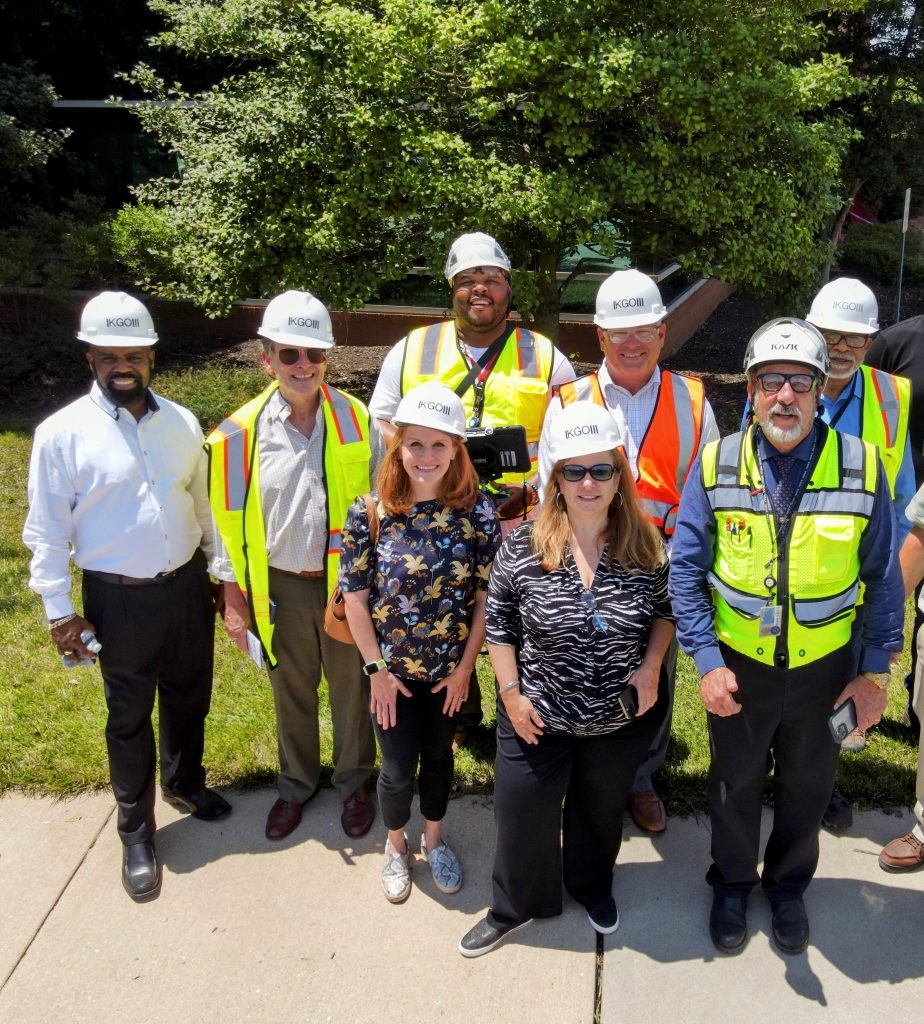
[2,375,920,812]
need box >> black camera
[464,425,532,483]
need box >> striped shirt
[486,523,674,735]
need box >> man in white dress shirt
[23,291,230,903]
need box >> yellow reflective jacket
[400,322,554,482]
[701,423,878,668]
[206,381,372,665]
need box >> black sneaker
[162,786,232,821]
[587,896,620,935]
[821,787,852,832]
[459,916,533,958]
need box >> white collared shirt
[23,382,214,620]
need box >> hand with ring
[431,664,471,716]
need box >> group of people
[22,231,924,963]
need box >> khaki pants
[267,569,375,803]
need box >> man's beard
[760,402,806,444]
[98,373,146,407]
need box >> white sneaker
[381,834,411,904]
[421,833,462,894]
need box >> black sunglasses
[754,372,816,394]
[560,463,616,482]
[276,346,328,365]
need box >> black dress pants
[373,676,456,830]
[488,685,665,928]
[706,642,853,901]
[82,551,215,846]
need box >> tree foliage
[119,0,859,336]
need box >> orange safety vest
[558,369,705,535]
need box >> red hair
[377,426,480,515]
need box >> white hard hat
[593,269,667,330]
[806,278,879,335]
[393,382,466,439]
[76,291,158,346]
[744,318,829,379]
[258,290,335,348]
[547,401,625,462]
[444,232,511,281]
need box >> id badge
[758,605,782,637]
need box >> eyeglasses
[560,463,616,482]
[603,327,660,344]
[275,346,328,365]
[754,372,817,394]
[820,329,869,350]
[580,590,607,634]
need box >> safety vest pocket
[791,580,859,627]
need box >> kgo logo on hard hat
[832,301,864,312]
[106,317,141,328]
[611,297,644,310]
[418,400,451,415]
[564,424,600,439]
[288,316,321,329]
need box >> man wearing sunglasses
[537,268,720,835]
[368,232,575,743]
[670,317,903,955]
[206,290,382,842]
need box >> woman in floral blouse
[340,383,498,904]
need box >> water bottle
[62,629,102,668]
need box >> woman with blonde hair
[460,401,674,956]
[339,383,498,904]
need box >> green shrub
[836,222,924,284]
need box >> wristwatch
[861,670,890,690]
[362,658,387,676]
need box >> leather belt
[84,566,182,587]
[271,568,325,579]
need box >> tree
[821,1,924,281]
[118,0,858,338]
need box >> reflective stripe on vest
[701,425,877,667]
[859,365,910,496]
[211,415,252,512]
[558,370,704,535]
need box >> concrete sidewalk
[0,789,921,1024]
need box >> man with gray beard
[669,318,903,955]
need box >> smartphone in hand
[828,698,858,743]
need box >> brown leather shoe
[341,785,375,838]
[879,831,924,872]
[265,798,304,840]
[628,788,667,834]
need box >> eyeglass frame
[819,328,871,350]
[580,589,608,634]
[273,345,329,365]
[753,372,818,395]
[601,325,661,345]
[559,463,618,483]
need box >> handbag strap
[361,493,380,546]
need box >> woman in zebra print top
[460,401,675,958]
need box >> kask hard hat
[743,318,829,379]
[76,291,158,346]
[444,232,511,282]
[393,382,467,439]
[593,269,667,330]
[258,290,335,349]
[806,278,879,335]
[547,401,625,463]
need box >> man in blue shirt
[670,318,903,956]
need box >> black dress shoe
[162,786,232,821]
[771,897,809,954]
[122,841,162,902]
[709,894,748,954]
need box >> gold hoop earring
[611,491,624,510]
[555,490,566,510]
